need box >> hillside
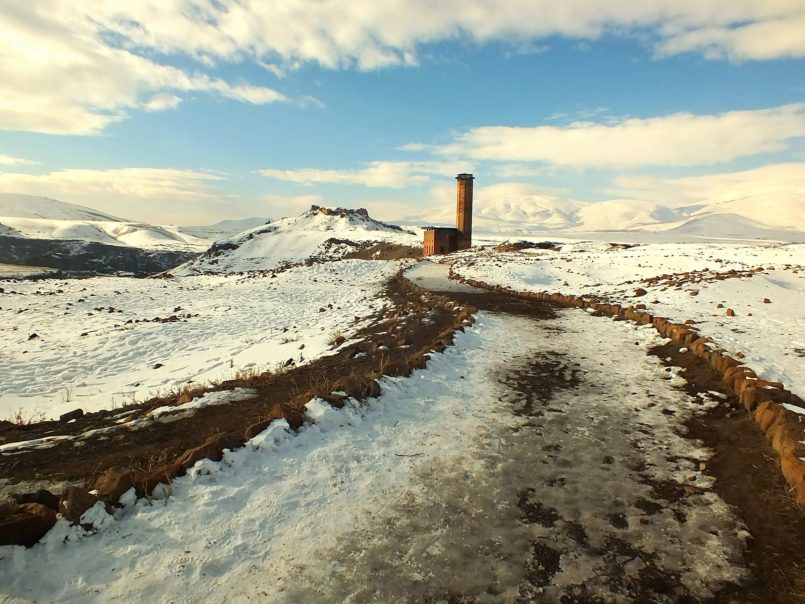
[399,190,805,242]
[0,194,207,252]
[173,205,419,275]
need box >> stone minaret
[455,173,474,250]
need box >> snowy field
[0,308,747,602]
[0,260,404,420]
[452,241,805,398]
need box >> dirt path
[273,262,802,603]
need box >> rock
[0,503,57,547]
[94,466,135,505]
[726,308,735,317]
[689,290,699,296]
[59,487,100,524]
[59,408,84,423]
[634,288,647,297]
[763,298,771,304]
[12,489,60,511]
[0,500,16,521]
[177,433,242,471]
[28,333,39,340]
[153,363,164,369]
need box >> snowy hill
[0,193,123,222]
[398,189,804,242]
[0,194,207,252]
[173,205,418,275]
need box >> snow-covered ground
[0,260,404,420]
[173,206,418,275]
[0,303,747,602]
[451,241,805,398]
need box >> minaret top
[456,173,474,180]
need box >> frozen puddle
[0,311,747,602]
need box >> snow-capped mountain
[0,194,205,274]
[0,194,207,252]
[173,205,418,275]
[398,188,804,241]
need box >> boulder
[59,408,84,423]
[726,308,735,317]
[12,489,60,511]
[177,433,242,471]
[0,503,57,547]
[634,288,647,297]
[59,487,100,524]
[94,467,135,505]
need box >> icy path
[0,275,747,602]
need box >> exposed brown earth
[650,341,805,603]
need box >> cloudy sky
[0,1,804,225]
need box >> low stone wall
[449,267,805,507]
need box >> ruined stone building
[423,173,473,256]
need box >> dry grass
[328,330,346,348]
[7,407,47,425]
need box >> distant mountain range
[0,194,269,275]
[0,189,801,276]
[401,190,805,242]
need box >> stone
[0,503,57,547]
[763,298,771,304]
[726,308,735,317]
[12,489,60,511]
[94,466,135,505]
[59,408,84,423]
[177,433,242,471]
[59,487,101,524]
[633,288,647,297]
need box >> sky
[0,1,804,226]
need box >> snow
[0,194,210,252]
[397,188,804,241]
[0,301,747,602]
[174,207,418,275]
[0,260,405,420]
[0,194,122,222]
[451,241,805,399]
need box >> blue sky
[0,2,803,225]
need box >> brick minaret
[455,173,474,250]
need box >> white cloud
[84,1,805,68]
[0,154,37,166]
[0,167,223,201]
[144,94,182,112]
[436,104,805,167]
[259,161,471,188]
[0,4,286,135]
[4,2,805,135]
